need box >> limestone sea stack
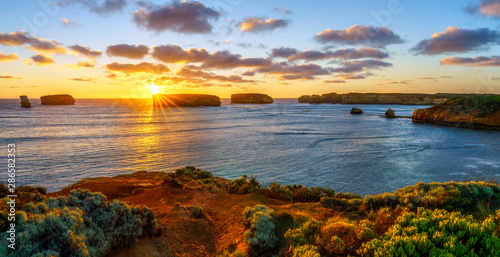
[40,94,75,105]
[20,95,31,108]
[385,108,395,118]
[231,93,273,104]
[153,94,221,107]
[412,96,500,130]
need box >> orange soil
[47,171,332,257]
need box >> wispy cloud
[54,0,127,16]
[0,52,19,62]
[106,44,149,59]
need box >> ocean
[1,98,499,196]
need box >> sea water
[0,98,499,195]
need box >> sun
[149,84,161,95]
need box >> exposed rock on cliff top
[231,93,273,104]
[153,94,221,107]
[40,94,75,105]
[412,95,500,130]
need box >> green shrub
[262,184,335,203]
[359,208,500,257]
[363,192,401,210]
[174,166,213,179]
[0,189,157,257]
[227,175,261,194]
[320,197,362,212]
[243,205,278,256]
[291,244,321,257]
[394,181,500,213]
[318,217,361,256]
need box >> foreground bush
[359,208,500,257]
[262,183,335,203]
[243,205,279,256]
[0,189,157,257]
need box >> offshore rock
[153,94,221,107]
[309,95,321,104]
[20,95,31,108]
[385,108,395,118]
[350,108,363,114]
[231,93,273,104]
[412,96,500,130]
[40,94,75,105]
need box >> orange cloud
[315,25,404,47]
[105,62,170,74]
[238,17,289,33]
[0,52,19,62]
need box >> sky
[0,0,500,98]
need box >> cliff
[298,93,459,105]
[40,94,75,105]
[412,95,500,130]
[231,93,273,104]
[153,94,221,107]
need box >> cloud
[0,31,32,46]
[0,76,22,79]
[69,77,96,82]
[237,43,266,48]
[315,25,404,47]
[153,75,233,88]
[177,67,255,83]
[238,17,289,33]
[151,44,271,69]
[61,18,80,27]
[418,77,436,80]
[69,45,102,58]
[249,62,330,80]
[105,62,170,74]
[106,44,149,59]
[76,60,96,68]
[273,7,291,14]
[31,55,56,66]
[54,0,127,16]
[376,79,412,86]
[411,27,500,55]
[331,59,392,73]
[0,31,67,54]
[0,52,19,62]
[441,75,453,78]
[335,73,374,80]
[270,47,389,61]
[133,1,220,34]
[440,56,500,67]
[323,79,346,83]
[466,0,500,18]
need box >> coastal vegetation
[2,167,500,256]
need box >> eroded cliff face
[298,93,450,105]
[153,94,221,107]
[412,96,500,130]
[231,93,273,104]
[40,94,75,105]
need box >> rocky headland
[40,94,75,105]
[153,94,221,107]
[412,95,500,130]
[297,93,476,105]
[231,93,273,104]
